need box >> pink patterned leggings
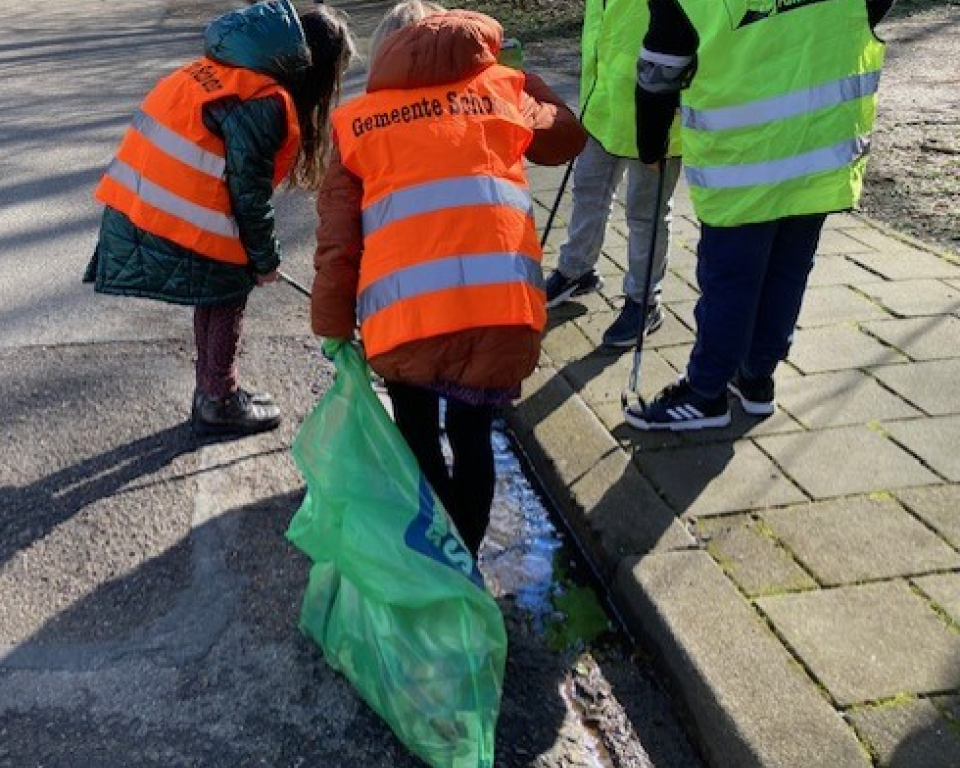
[193,296,247,399]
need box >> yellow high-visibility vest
[676,0,885,225]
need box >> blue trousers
[687,214,827,398]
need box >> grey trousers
[557,135,682,304]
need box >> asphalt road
[0,2,705,767]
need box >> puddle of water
[388,395,615,650]
[481,425,613,651]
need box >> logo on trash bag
[405,476,483,587]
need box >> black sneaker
[192,389,281,437]
[601,300,664,348]
[191,387,274,422]
[624,379,731,431]
[545,268,604,308]
[728,372,775,416]
[193,389,273,413]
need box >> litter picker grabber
[539,158,575,249]
[538,86,596,249]
[278,270,312,298]
[621,157,668,419]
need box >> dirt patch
[861,4,960,254]
[469,0,960,256]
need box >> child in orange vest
[311,2,586,556]
[86,0,356,437]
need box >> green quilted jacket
[84,0,308,305]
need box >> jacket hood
[204,0,310,80]
[367,10,503,92]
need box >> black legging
[385,381,495,557]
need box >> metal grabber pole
[278,270,312,299]
[539,88,595,249]
[621,157,668,418]
[539,157,576,249]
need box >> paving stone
[665,240,699,270]
[660,272,700,302]
[884,416,960,482]
[757,426,940,499]
[669,267,699,297]
[859,279,960,317]
[823,212,864,230]
[576,308,626,347]
[726,401,807,436]
[789,324,906,374]
[757,581,960,705]
[895,485,960,549]
[696,514,817,597]
[515,364,574,437]
[861,316,960,361]
[542,318,595,365]
[933,694,960,722]
[776,370,921,428]
[562,284,615,316]
[846,239,960,279]
[848,699,960,768]
[646,311,698,348]
[913,573,960,625]
[568,447,694,562]
[616,550,871,768]
[761,496,960,585]
[798,285,891,327]
[870,359,960,416]
[816,228,878,256]
[561,350,638,405]
[657,339,694,372]
[636,440,807,517]
[806,256,886,287]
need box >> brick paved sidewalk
[514,131,960,767]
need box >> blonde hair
[368,0,446,64]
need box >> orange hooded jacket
[311,10,586,389]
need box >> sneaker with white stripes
[624,379,731,431]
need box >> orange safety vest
[95,58,300,266]
[332,65,545,360]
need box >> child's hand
[321,338,346,360]
[256,270,279,286]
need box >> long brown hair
[287,4,356,190]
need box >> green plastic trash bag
[286,341,507,768]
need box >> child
[310,2,586,556]
[85,0,355,437]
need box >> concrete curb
[507,376,874,768]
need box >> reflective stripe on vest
[682,71,882,132]
[332,65,544,359]
[357,252,543,323]
[362,176,533,237]
[685,134,872,189]
[95,58,299,265]
[104,157,239,238]
[129,110,227,177]
[674,0,885,226]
